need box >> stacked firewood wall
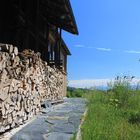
[0,44,63,133]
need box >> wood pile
[0,44,64,133]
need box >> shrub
[74,89,83,97]
[67,91,72,98]
[67,88,83,98]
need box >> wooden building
[0,0,78,96]
[0,0,78,67]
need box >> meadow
[68,76,140,140]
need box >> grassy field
[68,76,140,140]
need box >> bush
[74,89,83,97]
[67,91,72,98]
[66,88,83,98]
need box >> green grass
[81,91,140,140]
[81,76,140,140]
[68,76,140,140]
[70,133,77,140]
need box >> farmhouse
[0,0,78,133]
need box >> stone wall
[0,44,64,133]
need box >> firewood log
[0,44,9,52]
[13,47,18,56]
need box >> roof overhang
[40,0,78,35]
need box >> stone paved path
[10,98,86,140]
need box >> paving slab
[10,98,86,140]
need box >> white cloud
[125,50,140,54]
[74,45,112,51]
[131,78,140,85]
[74,44,85,48]
[68,78,140,88]
[68,79,112,88]
[96,47,112,51]
[74,45,95,49]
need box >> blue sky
[63,0,140,87]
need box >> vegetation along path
[80,76,140,140]
[10,98,86,140]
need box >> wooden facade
[0,0,78,72]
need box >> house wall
[0,44,64,133]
